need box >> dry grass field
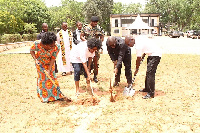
[0,53,200,133]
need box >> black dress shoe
[93,77,98,83]
[139,89,148,92]
[142,94,154,99]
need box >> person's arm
[106,43,116,62]
[116,44,126,69]
[30,50,39,64]
[56,33,60,45]
[134,57,141,76]
[141,53,146,63]
[47,58,56,75]
[80,32,86,41]
[87,57,92,72]
[82,62,90,81]
[30,43,40,65]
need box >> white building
[110,13,161,37]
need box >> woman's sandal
[62,72,67,76]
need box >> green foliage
[0,11,24,34]
[22,33,37,41]
[83,0,113,34]
[48,0,85,31]
[0,0,199,35]
[112,2,142,14]
[144,0,200,31]
[112,2,124,14]
[0,0,49,33]
[24,23,37,34]
[1,34,22,44]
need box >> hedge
[0,33,38,44]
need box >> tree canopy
[0,0,199,35]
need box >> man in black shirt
[37,23,48,40]
[106,36,135,88]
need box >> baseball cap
[91,16,99,22]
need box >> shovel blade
[123,87,135,97]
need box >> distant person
[73,21,83,45]
[70,38,102,96]
[30,32,64,102]
[57,22,73,76]
[133,34,162,99]
[37,23,48,40]
[106,36,134,89]
[80,16,104,83]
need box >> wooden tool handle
[43,70,58,88]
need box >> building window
[115,19,118,27]
[121,19,134,24]
[142,19,148,23]
[114,29,119,33]
[151,19,154,26]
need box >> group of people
[31,16,161,103]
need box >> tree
[112,2,142,14]
[124,3,142,14]
[0,11,24,34]
[112,2,124,14]
[144,0,199,31]
[24,23,37,34]
[0,0,49,33]
[83,0,113,34]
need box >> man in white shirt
[131,35,162,99]
[70,38,102,96]
[57,22,73,76]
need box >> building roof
[110,13,160,18]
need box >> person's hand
[35,59,40,65]
[47,70,51,75]
[134,69,139,77]
[87,74,91,81]
[113,60,117,68]
[114,68,118,76]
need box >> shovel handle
[39,64,57,88]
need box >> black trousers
[145,56,161,95]
[115,47,132,84]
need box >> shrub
[22,33,38,41]
[1,34,22,44]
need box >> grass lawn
[0,53,200,132]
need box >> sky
[45,0,145,7]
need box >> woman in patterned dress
[30,32,63,102]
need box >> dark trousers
[115,47,132,84]
[90,50,100,76]
[145,56,161,95]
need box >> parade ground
[0,36,200,132]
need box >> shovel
[123,76,136,97]
[109,73,115,102]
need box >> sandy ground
[0,36,200,132]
